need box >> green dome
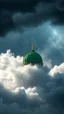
[23,50,43,65]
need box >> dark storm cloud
[12,3,53,29]
[0,0,64,35]
[0,1,53,35]
[0,10,14,35]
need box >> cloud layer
[0,50,44,113]
[0,50,64,114]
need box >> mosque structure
[23,44,43,66]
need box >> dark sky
[0,0,64,114]
[0,0,64,35]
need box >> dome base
[22,63,43,66]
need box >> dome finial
[32,43,34,51]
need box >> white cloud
[0,50,23,90]
[0,50,64,114]
[49,62,64,76]
[0,50,44,107]
[0,49,46,91]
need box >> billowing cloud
[0,50,46,113]
[49,62,64,76]
[0,50,64,114]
